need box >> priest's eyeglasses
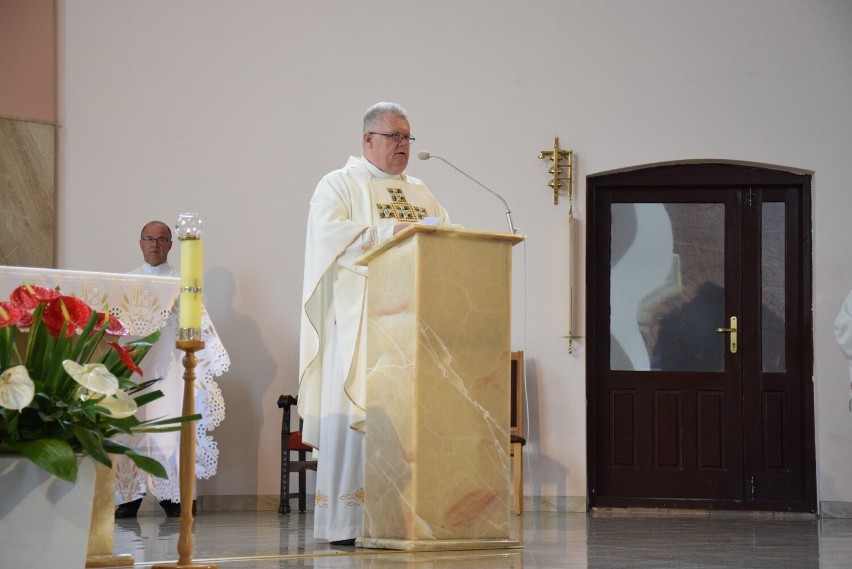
[142,237,171,245]
[369,132,415,144]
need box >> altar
[0,266,229,504]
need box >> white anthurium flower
[0,365,36,411]
[62,360,118,396]
[93,388,137,419]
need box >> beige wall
[55,0,852,512]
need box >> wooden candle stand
[152,338,216,569]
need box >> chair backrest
[277,394,313,452]
[277,394,298,436]
[510,351,524,440]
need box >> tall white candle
[179,238,202,330]
[176,213,204,333]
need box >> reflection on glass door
[610,203,725,372]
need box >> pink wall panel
[0,0,55,123]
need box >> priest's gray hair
[363,102,408,133]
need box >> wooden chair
[277,394,317,514]
[510,351,527,515]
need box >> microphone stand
[420,153,519,235]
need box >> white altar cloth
[0,265,178,335]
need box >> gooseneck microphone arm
[417,151,519,234]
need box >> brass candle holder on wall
[538,136,573,206]
[539,136,581,353]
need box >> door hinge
[746,187,753,207]
[749,475,756,500]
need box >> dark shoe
[115,498,143,519]
[330,538,356,546]
[159,499,181,517]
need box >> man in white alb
[115,220,228,518]
[298,102,451,545]
[115,221,181,517]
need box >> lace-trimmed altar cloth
[130,307,229,502]
[0,266,230,503]
[0,265,177,335]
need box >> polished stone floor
[113,508,852,568]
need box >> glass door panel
[610,203,725,372]
[761,202,786,373]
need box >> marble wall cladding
[0,117,54,267]
[364,232,514,544]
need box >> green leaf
[18,438,78,482]
[102,439,167,478]
[24,304,47,371]
[72,424,111,466]
[43,323,71,393]
[0,326,13,370]
[141,413,202,427]
[130,378,162,392]
[127,331,161,352]
[132,389,165,407]
[126,450,168,478]
[101,437,133,454]
[71,311,103,363]
[132,425,184,434]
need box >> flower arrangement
[0,283,192,482]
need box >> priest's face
[139,222,173,267]
[362,113,411,175]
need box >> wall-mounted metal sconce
[539,136,581,353]
[538,136,573,206]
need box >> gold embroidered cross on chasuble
[376,187,428,222]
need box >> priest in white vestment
[834,289,852,410]
[299,102,451,544]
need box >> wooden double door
[586,162,816,512]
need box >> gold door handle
[715,316,737,353]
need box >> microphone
[418,151,519,234]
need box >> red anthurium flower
[41,296,94,338]
[108,342,143,376]
[0,301,23,328]
[10,284,61,310]
[94,313,129,337]
[15,311,33,332]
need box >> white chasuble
[298,156,449,541]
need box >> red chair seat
[288,431,313,452]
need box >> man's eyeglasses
[369,132,415,144]
[142,237,171,245]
